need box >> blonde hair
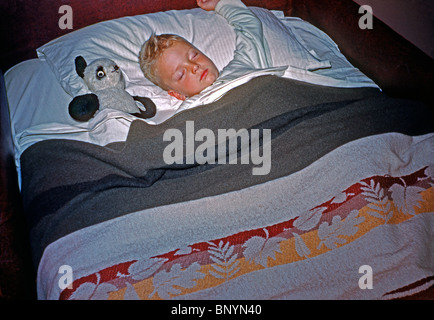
[139,33,187,90]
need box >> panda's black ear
[75,56,87,78]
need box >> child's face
[156,40,219,100]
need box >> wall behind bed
[353,0,434,59]
[0,0,290,73]
[289,0,434,106]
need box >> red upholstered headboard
[2,0,432,105]
[1,0,290,73]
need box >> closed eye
[190,51,198,60]
[175,70,185,81]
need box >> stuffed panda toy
[68,56,156,121]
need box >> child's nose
[191,63,200,74]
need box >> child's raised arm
[197,0,220,11]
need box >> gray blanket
[20,76,434,266]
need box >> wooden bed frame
[1,0,432,299]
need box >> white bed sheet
[5,14,379,186]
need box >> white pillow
[37,7,330,113]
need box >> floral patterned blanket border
[60,166,434,300]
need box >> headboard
[2,0,432,105]
[1,0,290,73]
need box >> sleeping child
[139,0,285,105]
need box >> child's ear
[168,90,186,101]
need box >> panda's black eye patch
[96,66,106,79]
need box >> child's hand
[197,0,220,11]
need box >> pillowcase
[37,7,330,115]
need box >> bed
[1,0,433,301]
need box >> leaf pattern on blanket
[128,257,166,281]
[59,166,433,300]
[69,273,117,300]
[361,179,393,223]
[149,262,205,299]
[243,228,285,268]
[317,210,364,250]
[208,241,240,280]
[293,232,311,258]
[294,207,326,231]
[390,180,425,216]
[123,282,141,300]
